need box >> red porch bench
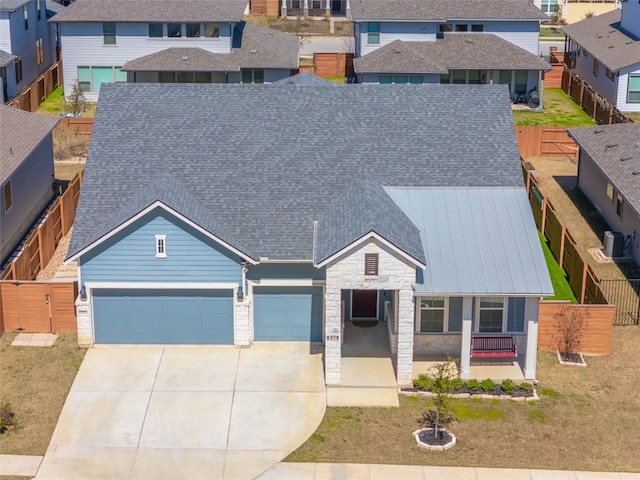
[471,336,517,358]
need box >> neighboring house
[0,0,58,103]
[51,0,299,102]
[349,0,550,103]
[568,123,640,267]
[67,83,553,387]
[562,3,640,113]
[0,105,58,264]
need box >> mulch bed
[417,429,454,446]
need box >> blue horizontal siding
[81,209,241,283]
[247,263,326,281]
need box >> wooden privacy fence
[0,281,78,335]
[516,126,578,159]
[298,53,354,78]
[6,60,62,113]
[537,301,614,355]
[1,171,83,281]
[561,66,632,125]
[57,117,94,140]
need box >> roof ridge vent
[633,170,640,176]
[594,127,605,133]
[609,45,615,48]
[620,156,633,161]
[605,143,618,150]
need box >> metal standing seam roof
[385,187,554,296]
[354,34,552,74]
[0,50,15,68]
[0,106,59,183]
[122,23,299,72]
[568,123,640,218]
[49,0,249,23]
[562,11,640,72]
[349,0,548,21]
[314,173,425,266]
[67,83,524,262]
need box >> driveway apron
[36,344,326,480]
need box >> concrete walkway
[34,345,326,480]
[257,463,640,480]
[0,454,43,477]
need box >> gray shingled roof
[568,123,640,217]
[68,83,523,262]
[50,0,248,23]
[355,34,551,74]
[562,11,640,72]
[0,0,30,12]
[314,173,425,265]
[0,50,15,68]
[272,72,339,86]
[350,0,547,21]
[45,0,66,15]
[122,23,298,72]
[0,106,59,183]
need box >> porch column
[325,0,330,17]
[324,286,342,385]
[303,0,308,17]
[460,296,473,379]
[396,288,415,386]
[524,297,540,380]
[345,0,351,19]
[539,71,545,109]
[234,297,251,346]
[281,0,287,18]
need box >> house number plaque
[326,335,340,341]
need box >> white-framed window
[3,181,12,212]
[36,38,43,64]
[628,75,640,103]
[606,182,614,201]
[77,66,127,92]
[379,75,423,84]
[593,58,599,77]
[155,235,167,258]
[103,22,116,45]
[416,297,463,333]
[367,22,380,44]
[477,297,505,333]
[241,69,264,84]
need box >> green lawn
[513,88,597,127]
[37,85,65,115]
[539,232,578,303]
[539,26,565,38]
[625,112,640,123]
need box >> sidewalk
[0,454,43,477]
[257,463,640,480]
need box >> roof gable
[314,173,425,266]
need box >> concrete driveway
[36,344,326,480]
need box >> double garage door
[253,286,323,342]
[93,288,234,344]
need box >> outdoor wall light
[80,286,87,301]
[237,286,244,301]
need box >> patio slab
[11,333,58,347]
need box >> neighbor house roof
[386,187,554,296]
[0,106,59,183]
[67,82,524,263]
[354,34,551,74]
[0,0,30,12]
[349,0,547,21]
[568,123,640,217]
[0,50,15,68]
[562,11,640,72]
[50,0,248,23]
[272,72,339,86]
[45,0,66,15]
[122,23,298,72]
[314,173,426,266]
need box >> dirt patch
[526,156,640,280]
[0,332,86,456]
[287,327,640,472]
[36,228,73,281]
[54,160,85,182]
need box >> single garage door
[93,288,233,344]
[253,286,323,341]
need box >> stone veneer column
[75,295,92,347]
[234,299,251,346]
[395,288,415,386]
[524,297,540,380]
[324,286,342,385]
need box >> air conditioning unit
[603,231,624,257]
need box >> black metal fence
[599,279,640,326]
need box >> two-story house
[51,0,299,101]
[350,0,551,105]
[563,2,640,113]
[1,0,57,103]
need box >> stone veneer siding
[324,237,417,386]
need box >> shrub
[449,377,464,391]
[467,379,481,392]
[418,408,455,431]
[501,379,517,395]
[413,373,433,391]
[480,378,496,393]
[519,382,534,393]
[0,402,15,433]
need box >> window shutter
[365,253,378,276]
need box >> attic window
[3,182,12,212]
[365,253,378,276]
[155,235,167,258]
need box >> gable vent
[365,253,379,276]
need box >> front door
[351,290,378,319]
